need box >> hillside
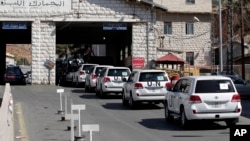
[6,44,32,64]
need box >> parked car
[85,65,113,92]
[122,69,171,109]
[61,65,79,86]
[96,66,131,98]
[24,71,32,84]
[4,65,26,85]
[73,63,98,86]
[164,76,242,128]
[222,75,250,98]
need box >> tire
[180,108,189,128]
[100,87,106,99]
[122,91,128,106]
[164,101,174,122]
[88,83,92,92]
[129,94,136,109]
[85,83,89,92]
[95,87,99,96]
[225,118,238,127]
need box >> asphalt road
[10,85,250,141]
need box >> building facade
[0,0,212,85]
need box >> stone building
[0,0,212,85]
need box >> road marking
[16,103,28,141]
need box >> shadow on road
[138,118,228,131]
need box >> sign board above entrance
[103,23,127,30]
[0,0,71,10]
[2,22,27,29]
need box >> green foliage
[16,57,30,65]
[56,44,69,58]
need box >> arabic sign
[0,0,71,10]
[103,23,127,30]
[2,22,27,29]
[132,57,145,69]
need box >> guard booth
[154,53,185,78]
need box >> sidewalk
[13,85,72,141]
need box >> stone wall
[0,0,212,84]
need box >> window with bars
[186,0,195,4]
[186,52,194,65]
[164,22,172,35]
[186,23,194,35]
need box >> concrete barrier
[0,83,14,141]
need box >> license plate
[212,102,221,108]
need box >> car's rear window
[139,72,168,82]
[82,65,96,71]
[95,67,106,74]
[107,69,130,76]
[6,67,21,75]
[195,80,235,93]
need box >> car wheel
[71,77,74,86]
[164,101,174,122]
[225,118,238,127]
[85,83,89,92]
[100,87,106,99]
[76,79,79,87]
[129,94,136,109]
[88,82,92,92]
[95,87,99,96]
[180,108,189,128]
[122,91,128,106]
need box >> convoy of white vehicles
[60,63,243,129]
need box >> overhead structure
[125,0,168,11]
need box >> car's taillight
[91,74,97,79]
[103,77,111,82]
[80,71,85,75]
[231,94,241,102]
[165,82,172,88]
[189,95,202,103]
[134,83,143,89]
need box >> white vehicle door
[124,72,137,97]
[96,68,107,91]
[168,79,185,113]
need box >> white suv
[164,76,242,128]
[122,69,171,109]
[96,67,131,98]
[73,63,98,86]
[85,65,113,92]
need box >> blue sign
[2,22,27,30]
[103,23,127,30]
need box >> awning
[125,0,168,12]
[156,53,185,63]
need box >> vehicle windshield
[139,72,168,82]
[195,80,235,93]
[107,69,130,76]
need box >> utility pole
[227,0,233,75]
[219,0,223,73]
[240,0,245,80]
